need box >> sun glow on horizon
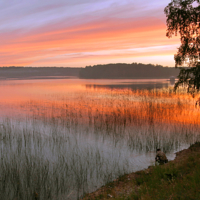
[0,0,179,67]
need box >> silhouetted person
[155,148,168,165]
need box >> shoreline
[82,143,200,199]
[0,76,174,81]
[0,76,78,80]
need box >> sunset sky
[0,0,180,67]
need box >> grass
[24,86,200,155]
[131,143,200,200]
[0,119,131,199]
[82,142,200,200]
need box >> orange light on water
[1,79,198,125]
[15,85,200,126]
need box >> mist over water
[0,78,199,199]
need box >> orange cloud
[0,16,180,66]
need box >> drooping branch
[165,0,200,67]
[174,64,200,94]
[165,0,200,94]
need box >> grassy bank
[82,142,200,200]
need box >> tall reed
[0,85,200,199]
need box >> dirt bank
[82,143,200,200]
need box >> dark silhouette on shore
[0,67,81,80]
[79,63,179,79]
[0,63,179,80]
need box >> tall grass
[128,143,200,200]
[21,86,200,153]
[0,119,131,199]
[0,85,200,199]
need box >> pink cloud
[0,15,179,66]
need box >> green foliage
[165,0,200,67]
[174,64,200,94]
[163,166,179,181]
[165,0,200,93]
[189,141,200,149]
[118,174,128,182]
[97,194,104,199]
[128,193,141,200]
[135,177,145,186]
[127,152,200,200]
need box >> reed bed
[0,86,200,199]
[0,119,131,199]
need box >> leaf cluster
[165,0,200,93]
[174,64,200,94]
[165,0,200,67]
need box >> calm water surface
[0,78,199,199]
[0,78,172,116]
[0,78,195,165]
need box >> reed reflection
[0,79,200,199]
[86,82,170,91]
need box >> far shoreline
[0,76,175,80]
[0,76,79,80]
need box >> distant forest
[79,63,179,79]
[0,67,81,79]
[0,63,180,80]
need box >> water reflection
[0,78,199,199]
[86,82,169,90]
[86,79,174,90]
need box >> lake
[0,78,199,199]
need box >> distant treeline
[0,64,180,80]
[79,63,180,79]
[0,67,81,79]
